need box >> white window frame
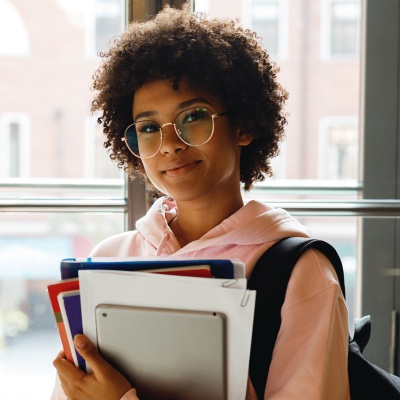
[0,113,30,178]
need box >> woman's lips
[163,161,201,177]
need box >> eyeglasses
[123,107,229,159]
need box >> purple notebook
[59,291,85,371]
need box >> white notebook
[80,270,256,399]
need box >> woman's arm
[265,249,350,400]
[53,334,138,400]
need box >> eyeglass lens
[124,107,214,158]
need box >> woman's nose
[160,123,188,154]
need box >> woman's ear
[237,130,253,147]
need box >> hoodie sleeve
[50,374,139,400]
[50,374,66,400]
[264,249,350,400]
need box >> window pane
[0,212,125,398]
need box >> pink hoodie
[51,197,350,399]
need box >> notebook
[58,290,85,370]
[61,258,244,280]
[95,304,227,400]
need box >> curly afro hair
[91,3,288,192]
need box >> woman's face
[132,78,252,203]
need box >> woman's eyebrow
[134,110,158,120]
[176,97,213,110]
[134,97,213,120]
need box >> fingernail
[74,334,87,349]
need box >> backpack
[247,237,400,399]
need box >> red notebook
[47,278,79,363]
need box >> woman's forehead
[132,78,224,117]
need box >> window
[270,141,287,179]
[0,113,30,178]
[86,0,125,56]
[319,117,358,180]
[95,0,124,53]
[247,0,288,59]
[85,117,122,179]
[321,0,361,60]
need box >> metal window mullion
[360,0,400,373]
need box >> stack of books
[48,257,256,400]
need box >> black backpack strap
[247,237,345,399]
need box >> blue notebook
[60,258,243,280]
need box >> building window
[0,114,30,178]
[86,0,124,56]
[248,0,287,60]
[95,0,123,53]
[321,0,361,60]
[319,117,358,180]
[270,141,287,179]
[85,117,122,179]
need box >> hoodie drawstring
[156,232,170,256]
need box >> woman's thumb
[74,334,107,374]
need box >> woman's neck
[169,193,244,248]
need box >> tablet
[95,304,227,400]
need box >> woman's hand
[53,334,138,400]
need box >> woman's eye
[182,108,208,124]
[137,122,159,134]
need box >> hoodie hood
[136,197,312,257]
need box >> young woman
[52,4,350,399]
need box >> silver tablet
[95,304,227,400]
